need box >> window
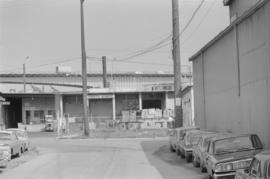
[34,110,45,123]
[251,135,263,149]
[208,142,214,154]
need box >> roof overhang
[223,0,233,6]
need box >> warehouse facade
[0,72,192,130]
[190,0,270,148]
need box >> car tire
[170,145,175,152]
[17,148,22,157]
[208,175,213,179]
[185,153,192,163]
[200,163,207,173]
[176,149,181,156]
[193,157,199,168]
[180,150,185,159]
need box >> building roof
[189,0,269,62]
[0,73,174,78]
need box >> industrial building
[0,72,193,130]
[190,0,270,148]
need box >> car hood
[214,149,260,163]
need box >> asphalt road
[0,132,208,179]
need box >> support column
[165,91,168,109]
[139,92,142,110]
[112,94,116,121]
[55,93,63,134]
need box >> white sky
[0,0,229,74]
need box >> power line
[115,0,206,62]
[181,0,217,45]
[173,0,206,44]
[0,57,81,73]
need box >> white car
[0,131,23,160]
[6,129,30,152]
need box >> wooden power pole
[102,56,107,88]
[80,0,90,136]
[172,0,183,128]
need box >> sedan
[6,128,30,152]
[235,150,270,179]
[0,131,23,159]
[205,134,263,179]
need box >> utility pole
[23,64,26,93]
[172,0,183,128]
[80,0,90,136]
[23,56,29,93]
[102,56,107,88]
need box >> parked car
[235,150,270,179]
[192,133,223,170]
[174,126,200,156]
[0,146,12,168]
[45,115,55,132]
[0,131,23,159]
[179,130,214,162]
[204,134,263,179]
[6,128,30,152]
[169,128,181,152]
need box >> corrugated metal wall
[193,2,270,148]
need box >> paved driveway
[1,134,208,179]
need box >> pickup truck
[235,151,270,179]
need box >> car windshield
[0,133,11,140]
[214,136,254,155]
[186,133,201,146]
[203,138,211,151]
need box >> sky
[0,0,229,74]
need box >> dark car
[192,133,225,171]
[235,150,270,179]
[174,126,200,156]
[179,130,214,162]
[205,134,263,179]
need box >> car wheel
[208,174,213,179]
[17,148,22,157]
[170,145,175,152]
[200,163,207,173]
[180,150,185,159]
[176,149,180,156]
[185,153,192,163]
[193,157,199,168]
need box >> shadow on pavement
[140,140,208,179]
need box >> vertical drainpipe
[201,51,207,129]
[235,24,241,96]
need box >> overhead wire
[181,0,217,45]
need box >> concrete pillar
[112,94,116,120]
[165,91,168,109]
[55,94,63,133]
[139,92,142,110]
